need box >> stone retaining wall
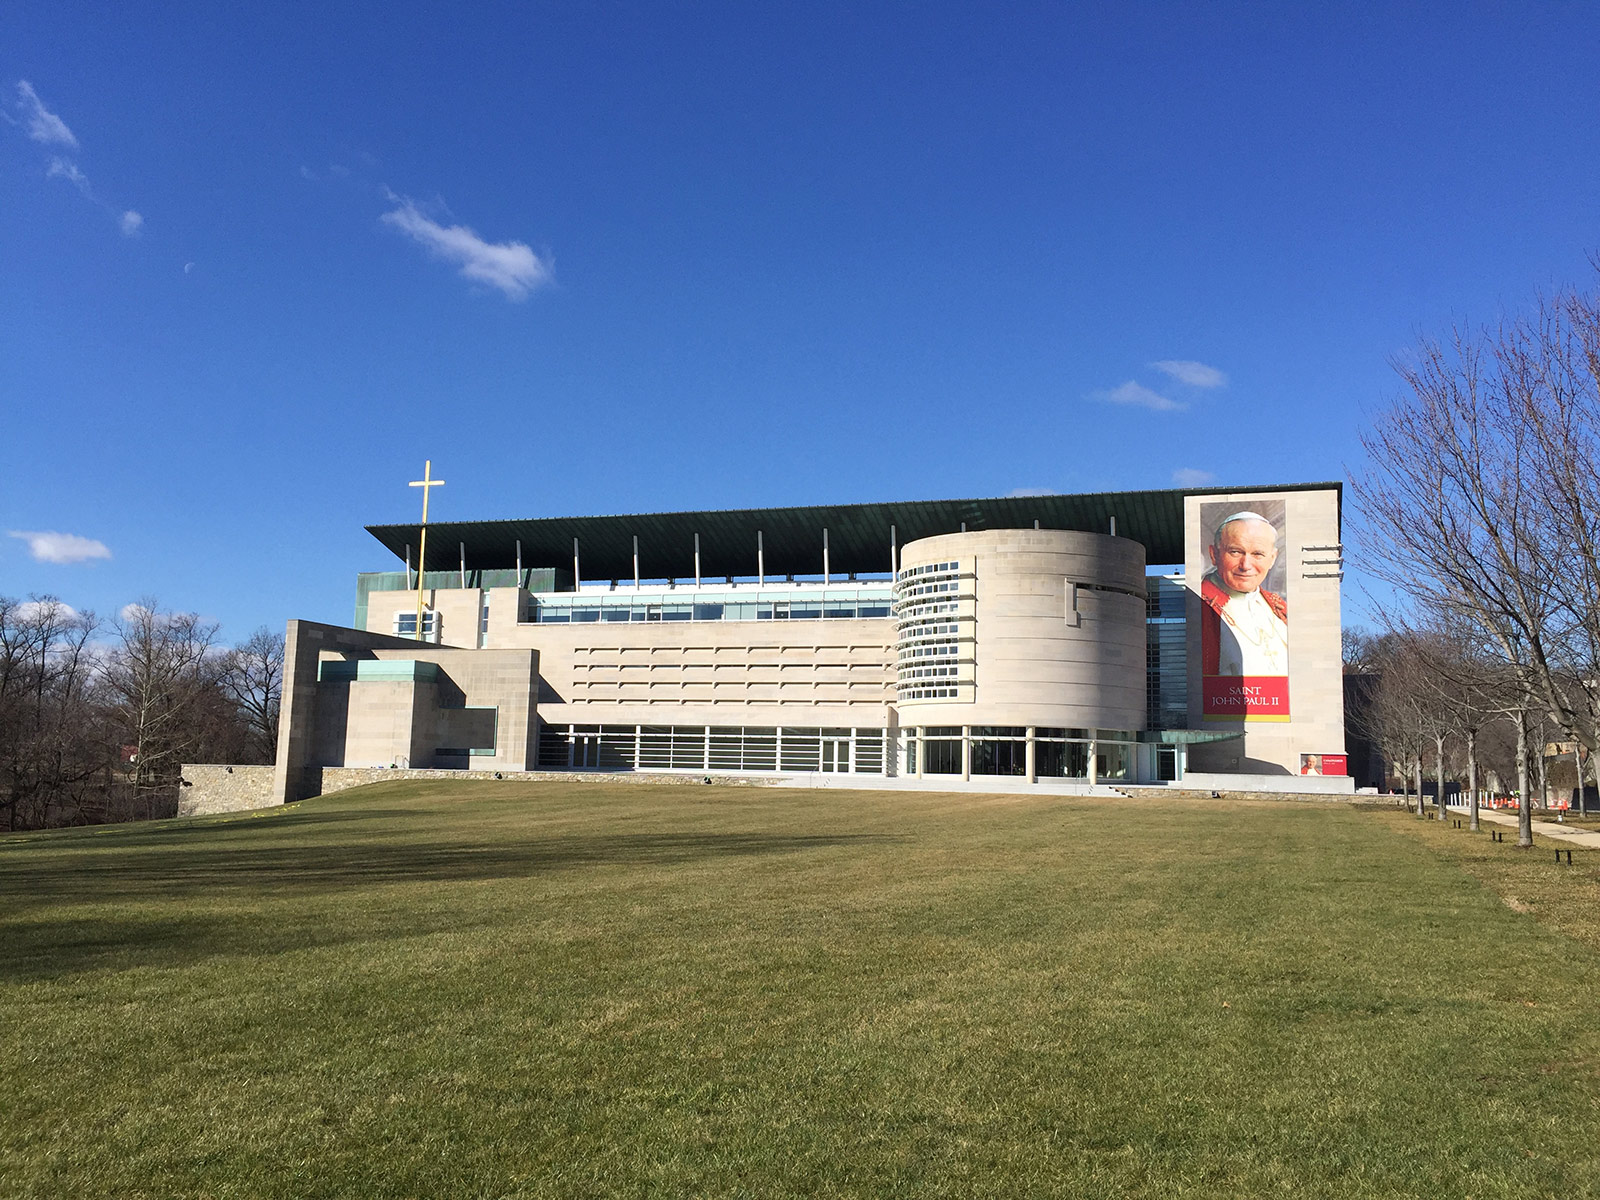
[178,765,278,816]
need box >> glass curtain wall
[537,723,887,774]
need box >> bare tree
[222,626,284,764]
[1358,632,1433,816]
[0,596,106,830]
[1354,279,1600,848]
[99,600,223,818]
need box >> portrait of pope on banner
[1200,501,1289,721]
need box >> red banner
[1203,675,1289,721]
[1301,753,1348,776]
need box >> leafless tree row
[0,596,282,830]
[1352,272,1600,847]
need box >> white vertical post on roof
[823,528,830,585]
[890,524,897,575]
[1110,515,1117,536]
[694,532,701,588]
[633,536,641,588]
[573,539,580,591]
[515,539,522,583]
[460,542,467,589]
[405,545,413,591]
[758,531,765,585]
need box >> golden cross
[408,460,445,641]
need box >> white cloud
[8,530,112,564]
[119,602,150,623]
[1008,487,1058,498]
[16,81,77,148]
[14,599,80,622]
[1172,468,1216,487]
[1152,360,1227,389]
[1098,380,1184,412]
[46,156,89,193]
[381,195,552,300]
[14,83,142,238]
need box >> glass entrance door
[820,736,852,773]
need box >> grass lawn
[3,782,1599,1198]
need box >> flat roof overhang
[364,482,1341,581]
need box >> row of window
[894,580,962,602]
[898,618,961,640]
[895,600,962,622]
[899,641,960,661]
[528,599,892,624]
[896,560,960,581]
[904,727,1134,779]
[535,723,887,774]
[918,726,1135,741]
[899,664,961,681]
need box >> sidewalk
[1446,804,1600,850]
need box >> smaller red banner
[1301,753,1348,776]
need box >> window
[393,610,438,638]
[526,590,894,624]
[922,735,962,774]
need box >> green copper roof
[364,482,1341,582]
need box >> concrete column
[1088,737,1098,786]
[914,729,923,779]
[1026,726,1036,784]
[962,725,971,782]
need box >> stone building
[265,483,1349,802]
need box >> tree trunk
[1516,710,1532,848]
[1414,756,1425,818]
[1434,733,1447,820]
[1535,735,1547,813]
[1467,729,1479,832]
[1580,723,1593,819]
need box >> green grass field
[4,782,1599,1199]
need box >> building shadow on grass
[0,831,902,982]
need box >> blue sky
[4,2,1598,639]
